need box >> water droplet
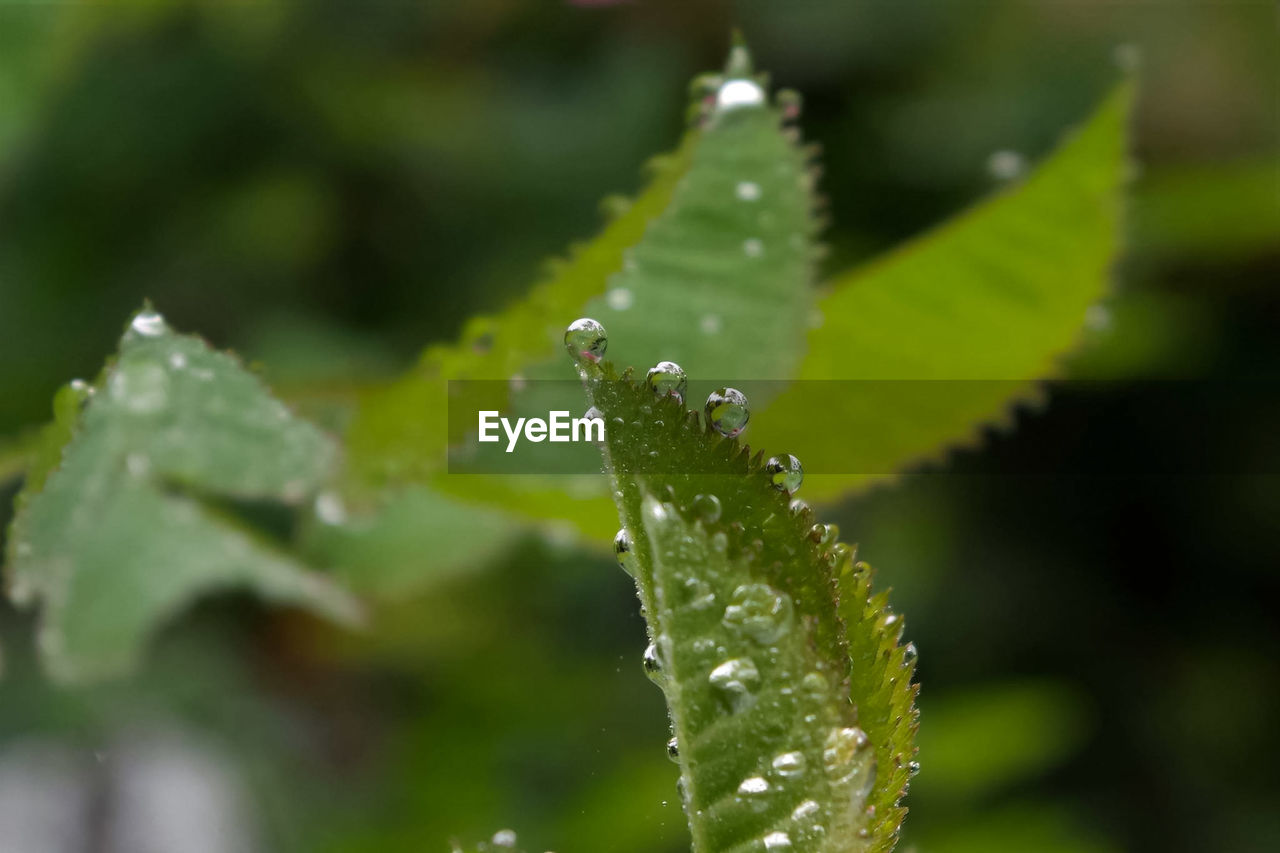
[742,237,764,258]
[666,737,680,761]
[611,530,635,577]
[792,799,820,822]
[564,318,607,364]
[800,671,827,698]
[902,642,918,666]
[491,829,517,848]
[606,287,634,311]
[908,760,921,777]
[709,657,760,712]
[736,775,770,811]
[771,751,806,778]
[690,493,722,523]
[646,361,688,401]
[789,498,809,516]
[763,831,792,850]
[643,642,663,681]
[706,388,750,437]
[765,454,804,494]
[808,523,838,546]
[681,577,716,611]
[723,583,794,644]
[735,181,761,202]
[987,149,1025,181]
[167,352,187,370]
[699,313,722,335]
[716,79,765,112]
[130,310,167,337]
[823,727,870,784]
[314,491,347,525]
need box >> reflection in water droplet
[723,583,794,644]
[613,528,634,575]
[736,181,761,202]
[706,388,750,437]
[646,361,688,401]
[607,287,634,311]
[903,642,918,665]
[716,79,765,111]
[709,657,760,712]
[130,310,167,337]
[772,751,806,778]
[763,831,792,850]
[765,454,804,494]
[690,493,722,523]
[564,318,607,364]
[643,642,663,681]
[809,523,838,546]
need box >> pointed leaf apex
[724,30,754,78]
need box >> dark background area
[1,2,1277,852]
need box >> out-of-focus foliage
[6,311,361,682]
[755,82,1132,502]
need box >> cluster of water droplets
[560,315,913,846]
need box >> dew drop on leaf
[666,737,680,761]
[643,642,664,682]
[491,829,517,848]
[763,831,792,850]
[690,493,722,523]
[130,310,168,337]
[736,775,770,812]
[564,317,607,364]
[771,751,806,778]
[706,388,750,437]
[765,454,804,494]
[613,528,634,575]
[709,657,760,712]
[723,583,794,644]
[646,361,688,401]
[716,79,765,111]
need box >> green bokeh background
[1,2,1277,852]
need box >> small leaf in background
[5,309,361,683]
[579,341,917,851]
[752,81,1134,502]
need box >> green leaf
[751,81,1134,502]
[345,132,697,487]
[5,309,362,683]
[580,358,917,852]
